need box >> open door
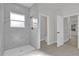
[57,16,64,47]
[64,17,70,43]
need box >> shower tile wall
[3,3,30,50]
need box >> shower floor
[4,45,35,56]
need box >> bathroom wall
[40,16,47,41]
[0,4,4,55]
[3,3,30,50]
[30,4,40,49]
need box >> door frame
[63,13,79,48]
[39,13,50,48]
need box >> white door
[57,16,64,47]
[64,17,70,43]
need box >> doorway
[69,15,78,48]
[39,13,49,48]
[64,15,78,48]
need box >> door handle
[31,27,33,30]
[57,32,60,33]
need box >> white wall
[40,15,47,41]
[30,4,40,49]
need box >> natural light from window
[10,12,25,28]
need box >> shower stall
[0,3,40,56]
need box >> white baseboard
[47,41,56,45]
[64,39,69,43]
[41,38,45,41]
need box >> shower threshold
[4,45,35,56]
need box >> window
[32,18,38,28]
[10,12,25,28]
[32,18,38,24]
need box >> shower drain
[20,50,23,52]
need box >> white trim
[39,13,50,48]
[63,16,70,44]
[78,15,79,48]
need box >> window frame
[10,12,25,28]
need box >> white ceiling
[38,3,79,12]
[20,3,79,11]
[20,3,66,10]
[20,3,34,8]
